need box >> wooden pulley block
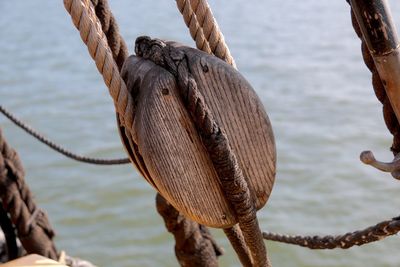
[119,43,276,228]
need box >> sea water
[1,1,400,266]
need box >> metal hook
[360,150,400,180]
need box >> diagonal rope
[0,105,130,165]
[175,1,263,264]
[175,0,400,253]
[0,129,58,260]
[223,227,253,267]
[0,201,19,261]
[90,0,129,71]
[176,0,236,68]
[176,0,212,55]
[65,2,226,266]
[0,128,99,266]
[65,0,400,261]
[263,2,400,250]
[263,216,400,249]
[156,193,223,266]
[63,0,134,131]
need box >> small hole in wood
[200,57,209,72]
[162,88,169,95]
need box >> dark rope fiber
[263,216,400,249]
[262,2,400,249]
[346,0,400,154]
[0,203,18,261]
[0,105,130,165]
[0,128,58,259]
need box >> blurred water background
[1,0,400,266]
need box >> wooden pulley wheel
[118,43,276,228]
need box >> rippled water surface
[1,1,400,266]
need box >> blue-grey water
[1,1,400,266]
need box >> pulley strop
[118,37,276,228]
[58,0,400,266]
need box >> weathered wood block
[119,44,276,228]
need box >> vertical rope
[156,194,223,267]
[223,226,253,267]
[90,0,129,71]
[0,202,19,261]
[347,1,400,155]
[174,2,268,265]
[135,37,270,267]
[0,129,58,260]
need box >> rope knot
[135,36,187,77]
[135,36,167,65]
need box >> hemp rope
[262,3,400,249]
[156,193,223,267]
[263,216,400,249]
[176,0,212,55]
[65,0,400,261]
[0,105,130,165]
[0,202,18,261]
[64,0,234,266]
[175,1,258,264]
[135,36,270,267]
[90,0,128,71]
[223,227,253,267]
[0,129,99,266]
[347,1,400,155]
[1,0,131,166]
[0,129,58,260]
[63,0,134,132]
[183,0,400,252]
[176,0,236,68]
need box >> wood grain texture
[120,49,276,228]
[181,45,276,209]
[119,58,155,186]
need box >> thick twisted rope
[175,2,259,263]
[176,0,212,55]
[90,0,128,71]
[347,0,400,154]
[262,3,400,249]
[0,129,58,260]
[76,0,400,257]
[223,226,253,267]
[1,0,131,166]
[176,0,236,68]
[156,194,223,267]
[135,37,270,267]
[64,0,134,131]
[0,105,130,165]
[0,129,98,266]
[263,216,400,249]
[174,0,400,255]
[0,202,18,261]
